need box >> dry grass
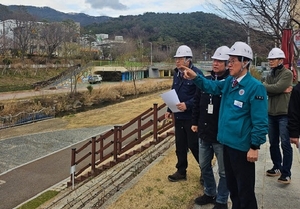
[0,67,66,89]
[105,146,202,209]
[0,79,172,117]
[0,79,173,138]
[63,82,204,208]
[63,90,166,128]
[1,78,204,208]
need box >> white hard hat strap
[242,61,250,70]
[240,57,244,72]
[184,58,192,64]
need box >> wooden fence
[69,103,174,185]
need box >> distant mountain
[0,4,111,26]
[83,12,273,55]
[0,4,273,56]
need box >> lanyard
[208,75,218,105]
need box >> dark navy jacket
[288,82,300,138]
[191,70,229,143]
[168,63,203,120]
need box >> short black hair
[237,56,251,69]
[237,56,251,62]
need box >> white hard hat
[211,46,230,61]
[228,41,253,60]
[174,45,193,58]
[267,48,286,59]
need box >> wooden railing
[69,103,174,185]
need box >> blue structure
[92,66,147,82]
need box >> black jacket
[191,69,229,143]
[168,63,203,120]
[288,82,300,138]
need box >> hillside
[82,12,272,55]
[86,12,243,47]
[0,4,273,55]
[0,4,111,26]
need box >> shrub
[250,67,262,81]
[87,85,93,95]
[3,58,12,65]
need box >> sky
[1,0,223,18]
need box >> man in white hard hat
[165,45,204,182]
[288,68,300,149]
[263,47,293,184]
[192,46,230,209]
[180,41,268,209]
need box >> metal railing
[32,64,83,89]
[0,107,55,129]
[69,103,174,185]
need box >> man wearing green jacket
[263,48,293,184]
[180,41,268,209]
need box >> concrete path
[193,141,300,209]
[0,126,111,209]
[1,129,300,209]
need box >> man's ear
[279,58,284,65]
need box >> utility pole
[149,42,153,66]
[247,22,250,46]
[0,20,6,51]
[203,44,207,61]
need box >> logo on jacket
[239,89,245,96]
[255,96,264,100]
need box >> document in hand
[160,89,181,113]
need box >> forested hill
[0,4,110,26]
[84,12,271,54]
[85,12,243,47]
[0,3,272,54]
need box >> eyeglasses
[228,59,239,65]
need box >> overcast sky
[1,0,223,18]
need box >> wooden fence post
[91,137,96,174]
[71,148,76,182]
[113,126,122,162]
[153,103,158,142]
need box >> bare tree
[60,20,81,64]
[112,38,144,95]
[62,20,80,43]
[40,22,65,58]
[112,38,136,62]
[214,0,298,46]
[10,8,37,58]
[0,21,14,56]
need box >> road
[0,82,102,101]
[0,79,166,101]
[0,126,112,209]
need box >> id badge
[208,104,213,114]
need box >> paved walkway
[1,129,300,209]
[193,141,300,209]
[0,126,112,209]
